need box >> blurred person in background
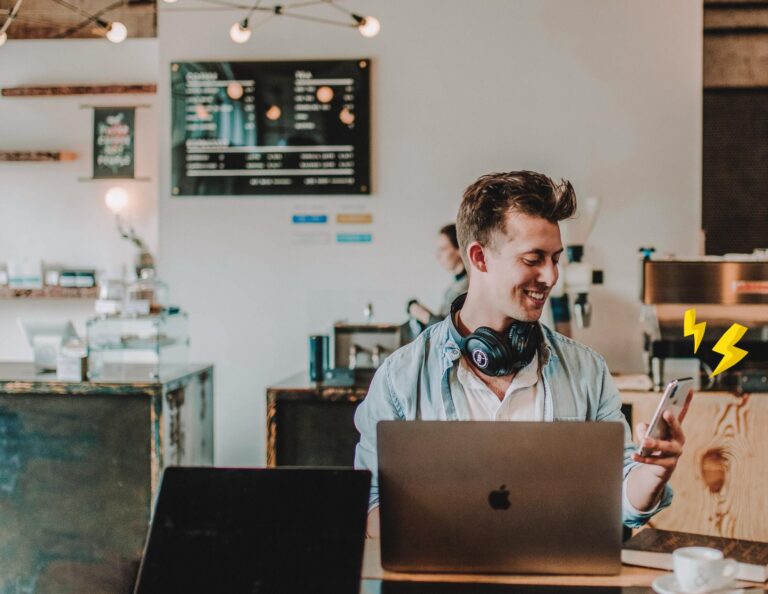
[408,224,468,330]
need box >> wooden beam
[0,286,98,299]
[1,84,157,97]
[0,151,77,162]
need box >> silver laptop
[377,421,624,575]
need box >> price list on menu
[171,60,370,196]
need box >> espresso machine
[333,321,408,378]
[641,253,768,393]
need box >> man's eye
[523,259,541,266]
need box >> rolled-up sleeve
[353,359,405,509]
[594,359,673,528]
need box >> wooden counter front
[622,391,768,542]
[0,362,214,594]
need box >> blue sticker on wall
[292,215,328,224]
[336,233,372,243]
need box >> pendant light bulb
[106,21,128,43]
[357,15,380,38]
[230,19,252,43]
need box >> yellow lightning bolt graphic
[683,308,706,353]
[710,323,749,378]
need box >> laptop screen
[134,467,370,594]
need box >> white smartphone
[637,377,695,457]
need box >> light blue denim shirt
[353,316,673,528]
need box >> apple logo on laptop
[488,485,511,510]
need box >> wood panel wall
[623,391,768,541]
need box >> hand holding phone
[637,377,694,458]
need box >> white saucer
[652,574,744,594]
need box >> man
[408,223,469,328]
[354,171,684,538]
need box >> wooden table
[361,539,767,590]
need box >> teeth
[525,290,545,300]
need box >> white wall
[158,1,703,466]
[0,39,159,358]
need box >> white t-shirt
[456,354,544,421]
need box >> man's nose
[537,261,558,287]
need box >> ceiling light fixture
[162,0,380,45]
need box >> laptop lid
[134,467,371,594]
[377,421,623,575]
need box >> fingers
[634,422,648,443]
[639,436,683,458]
[632,452,678,469]
[663,410,686,445]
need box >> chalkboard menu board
[171,59,371,196]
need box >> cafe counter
[0,361,214,593]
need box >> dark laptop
[377,421,624,575]
[133,467,371,594]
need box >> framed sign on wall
[171,59,371,196]
[93,106,135,179]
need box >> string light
[105,21,127,43]
[0,0,378,46]
[0,0,24,48]
[163,0,381,44]
[229,19,251,43]
[353,15,380,38]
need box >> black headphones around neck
[450,293,542,377]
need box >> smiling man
[354,170,685,537]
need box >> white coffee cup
[672,546,738,593]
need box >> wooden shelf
[0,151,77,162]
[1,84,157,97]
[0,286,98,299]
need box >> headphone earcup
[462,327,516,376]
[507,322,541,373]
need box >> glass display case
[86,313,189,380]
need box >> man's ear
[467,242,488,273]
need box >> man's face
[482,211,564,322]
[436,233,462,272]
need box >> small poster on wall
[93,107,135,179]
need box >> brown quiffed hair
[456,171,577,258]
